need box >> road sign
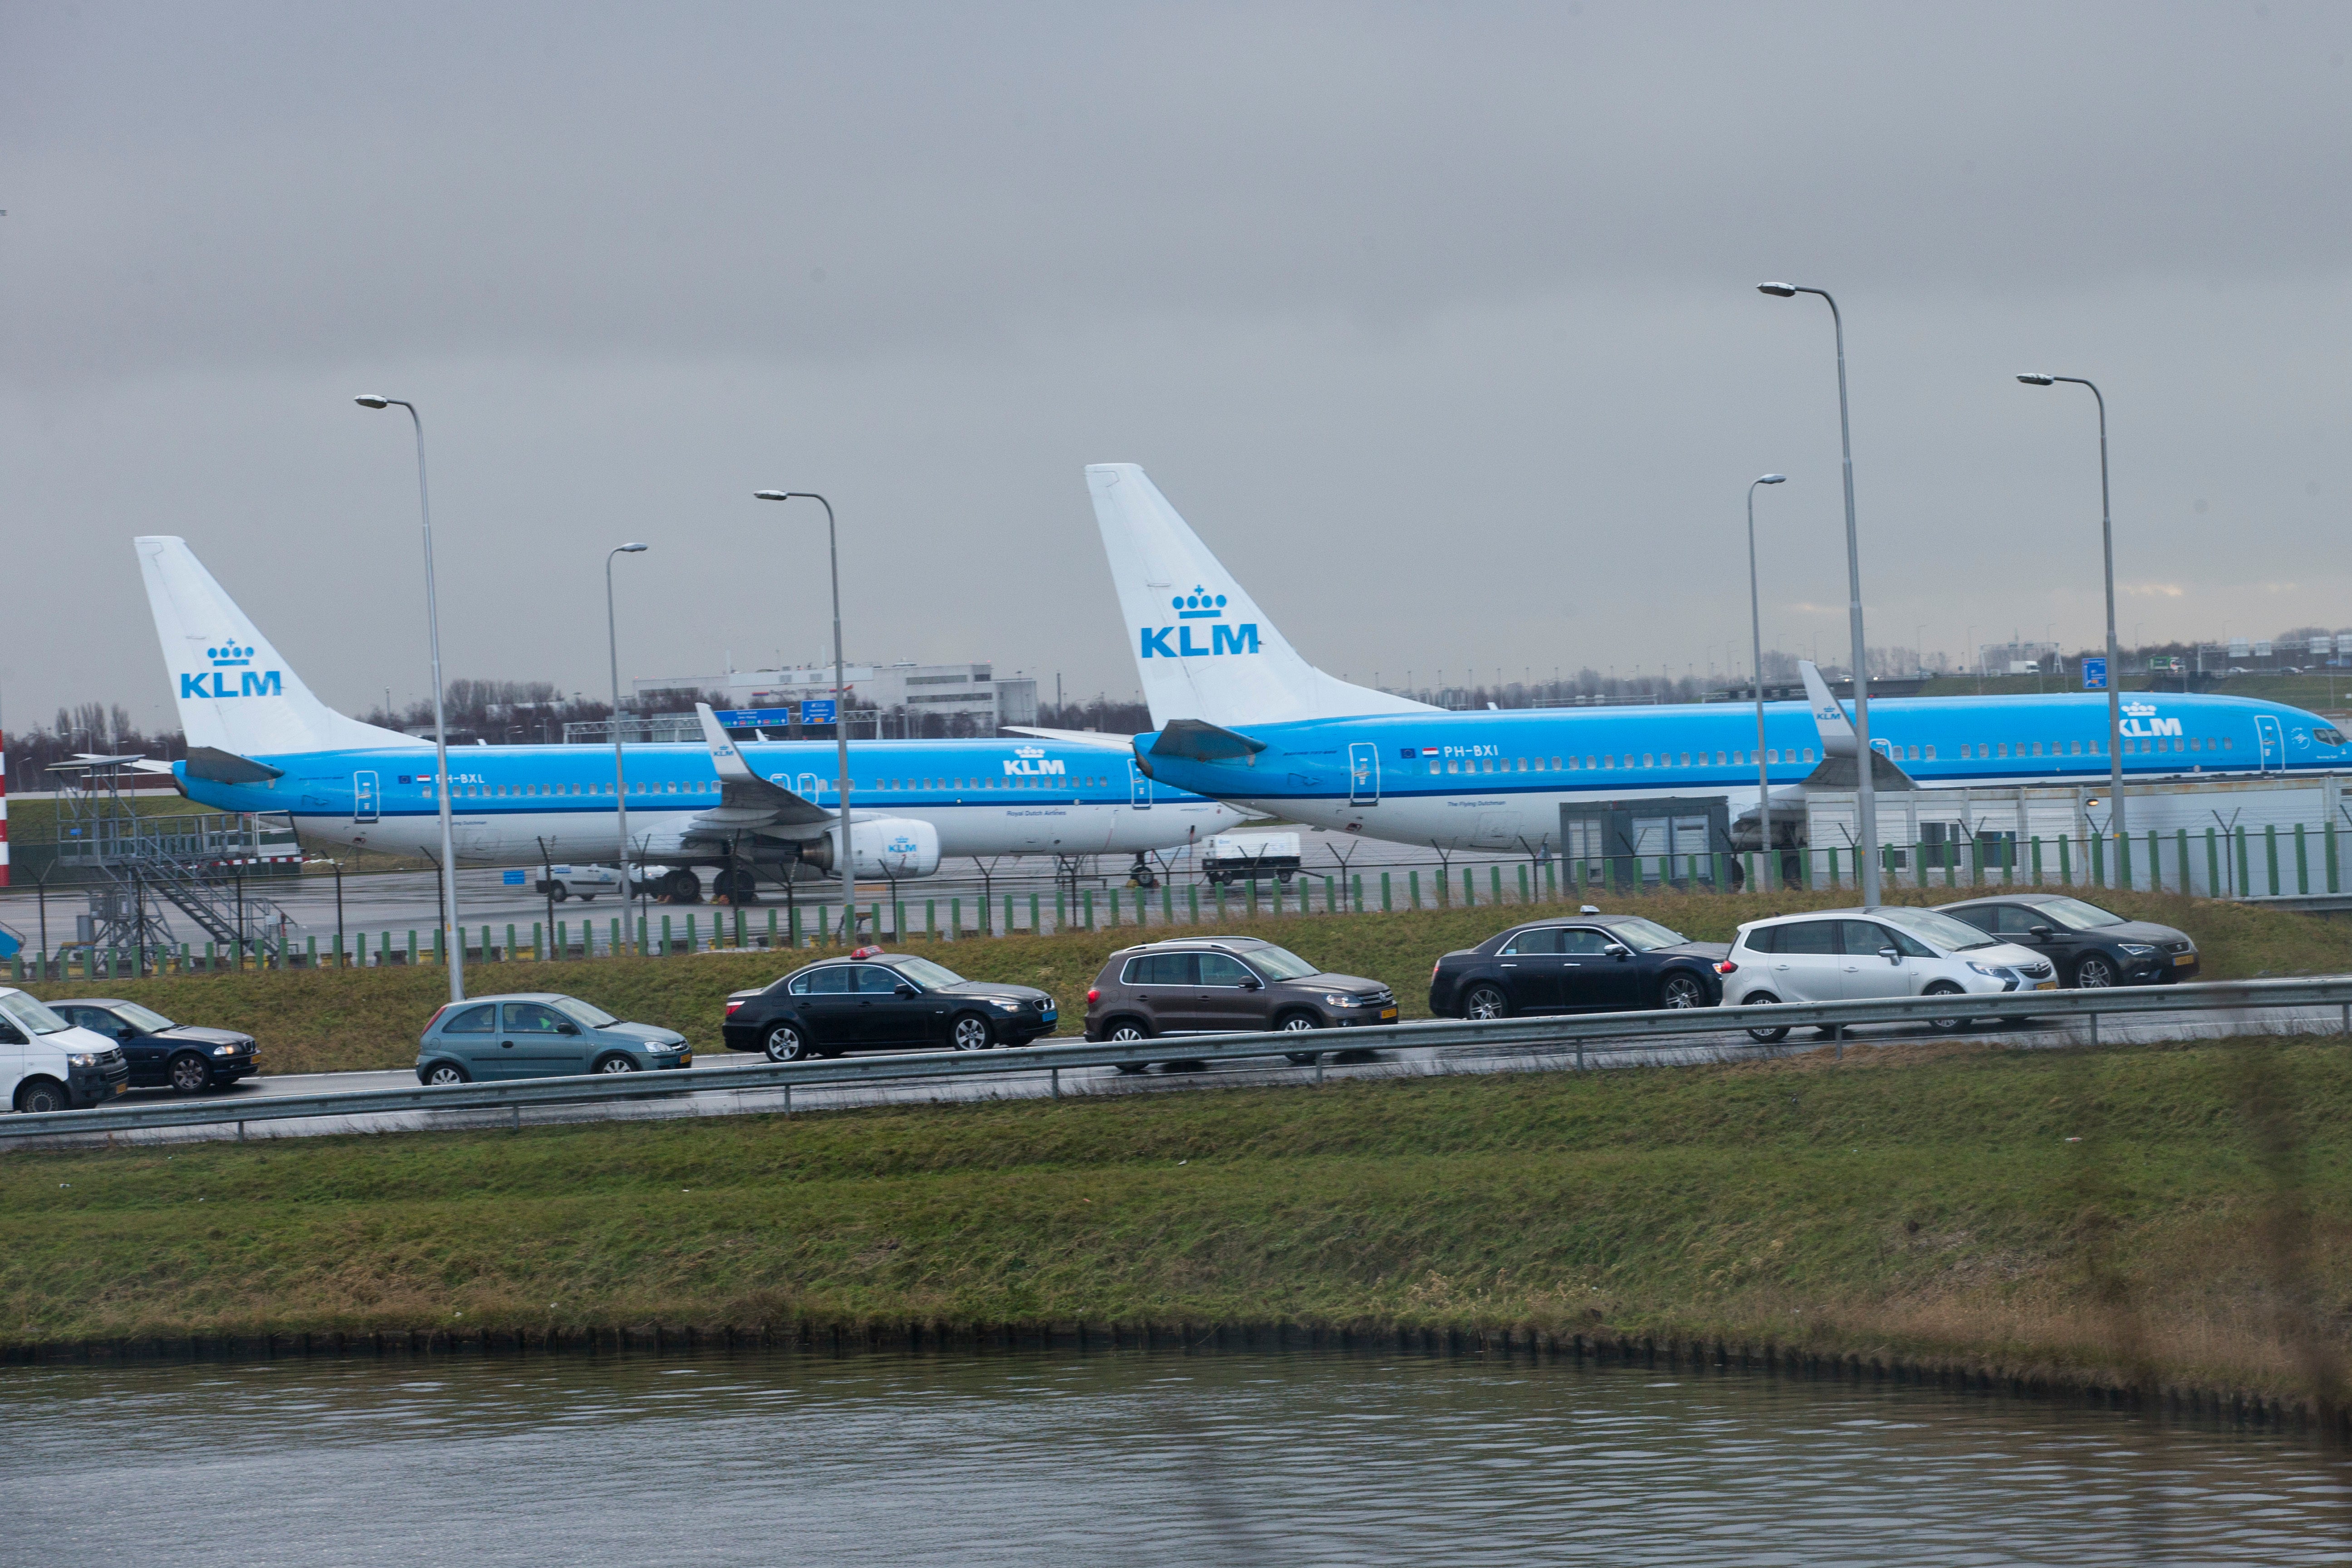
[2082,657,2107,691]
[800,699,838,725]
[712,706,797,727]
[502,869,526,886]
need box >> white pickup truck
[1200,831,1304,886]
[2,988,131,1114]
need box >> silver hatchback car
[416,993,691,1084]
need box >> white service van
[533,864,622,902]
[0,988,132,1114]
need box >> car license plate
[1380,1007,1398,1019]
[678,1054,692,1066]
[2035,980,2058,991]
[2174,954,2195,966]
[113,1083,127,1095]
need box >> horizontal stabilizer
[183,747,286,784]
[1147,719,1267,763]
[1001,725,1138,752]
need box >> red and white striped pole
[0,729,11,887]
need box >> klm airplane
[137,536,1245,900]
[1085,464,2352,853]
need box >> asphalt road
[20,995,2344,1150]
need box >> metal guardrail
[6,975,2350,1142]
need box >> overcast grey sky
[5,2,2349,732]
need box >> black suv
[1428,912,1728,1019]
[720,948,1058,1061]
[49,998,260,1092]
[1936,893,2199,988]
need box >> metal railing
[6,975,2347,1143]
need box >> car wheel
[15,1077,70,1114]
[764,1024,808,1063]
[1743,994,1789,1044]
[168,1053,213,1094]
[1923,982,1970,1033]
[2074,954,2117,989]
[1462,985,1509,1021]
[592,1054,640,1074]
[950,1013,995,1051]
[1660,973,1706,1009]
[549,882,570,903]
[1104,1019,1150,1043]
[422,1062,468,1086]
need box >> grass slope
[17,889,2351,1076]
[3,1037,2347,1399]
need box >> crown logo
[2122,700,2157,716]
[1172,585,1227,620]
[1014,744,1045,758]
[206,641,255,668]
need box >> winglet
[696,703,757,781]
[1798,661,1857,756]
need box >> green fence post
[1245,880,1258,919]
[1083,890,1095,930]
[2264,824,2281,896]
[2328,821,2341,895]
[1544,860,1556,898]
[945,899,958,941]
[1492,865,1505,903]
[1162,883,1175,922]
[656,914,670,954]
[2174,829,2190,897]
[501,921,514,959]
[1462,867,1475,907]
[1055,888,1067,931]
[406,929,419,966]
[2205,828,2221,896]
[2058,835,2072,885]
[2294,823,2309,895]
[2089,832,2106,887]
[1188,885,1200,924]
[1825,846,1839,888]
[1353,873,1365,913]
[2120,833,2136,892]
[925,899,936,941]
[768,908,779,946]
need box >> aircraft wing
[1001,725,1138,752]
[690,703,838,834]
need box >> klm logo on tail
[178,641,282,701]
[1139,585,1260,660]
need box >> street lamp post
[354,395,463,1002]
[755,490,852,937]
[607,543,649,949]
[2018,373,2126,851]
[1747,474,1787,888]
[1759,283,1882,905]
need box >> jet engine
[796,817,943,879]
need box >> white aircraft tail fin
[137,536,411,757]
[1086,464,1436,727]
[1798,660,1858,756]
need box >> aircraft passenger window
[1643,754,1655,767]
[1907,746,1919,761]
[1551,756,1563,769]
[1924,746,1936,760]
[1766,750,1778,764]
[2033,742,2045,756]
[2224,738,2232,749]
[1803,749,1814,762]
[2190,739,2201,751]
[1678,753,1690,766]
[1446,760,1460,774]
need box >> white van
[1,988,132,1113]
[534,864,622,902]
[1720,906,2056,1042]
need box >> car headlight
[66,1051,100,1068]
[992,999,1026,1012]
[1965,962,2015,979]
[211,1044,240,1055]
[1323,993,1369,1007]
[2117,943,2156,956]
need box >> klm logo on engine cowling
[179,640,282,700]
[2118,700,2180,738]
[1005,745,1065,777]
[1139,585,1260,659]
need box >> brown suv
[1083,936,1396,1063]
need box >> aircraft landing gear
[1126,853,1160,890]
[713,866,762,905]
[659,867,704,904]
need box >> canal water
[3,1348,2345,1565]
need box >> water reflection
[2,1348,2346,1565]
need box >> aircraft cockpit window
[2321,728,2347,747]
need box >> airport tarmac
[0,828,1556,949]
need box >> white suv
[1720,906,2057,1042]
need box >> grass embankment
[18,888,2352,1076]
[4,1036,2349,1402]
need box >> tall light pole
[1747,474,1787,888]
[2018,373,2125,847]
[1759,283,1882,904]
[755,490,852,936]
[355,395,463,1001]
[607,543,648,946]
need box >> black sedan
[1936,893,2199,988]
[1428,913,1730,1019]
[721,948,1059,1061]
[48,998,260,1092]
